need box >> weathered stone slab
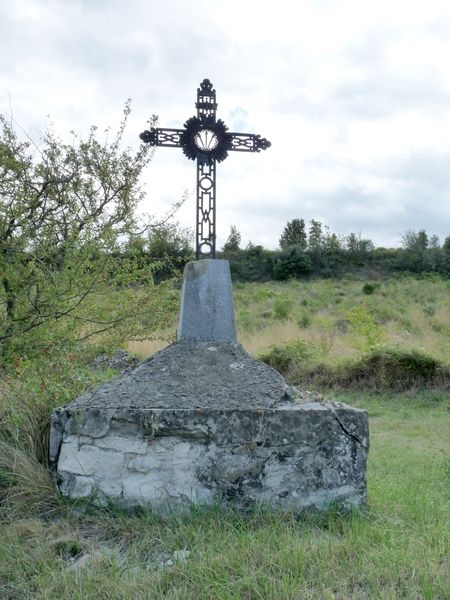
[51,404,368,510]
[177,260,236,342]
[50,342,369,512]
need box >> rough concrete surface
[51,341,369,512]
[65,342,312,411]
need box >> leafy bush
[253,286,276,302]
[362,282,380,295]
[273,245,313,280]
[273,293,294,320]
[297,313,311,328]
[336,348,448,391]
[423,303,436,317]
[300,348,449,391]
[226,248,276,282]
[0,108,179,365]
[346,304,384,350]
[259,339,313,375]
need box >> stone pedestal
[50,260,369,512]
[50,341,369,511]
[177,259,236,342]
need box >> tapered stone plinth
[177,260,236,342]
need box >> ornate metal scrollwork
[180,116,232,164]
[139,128,182,147]
[230,133,272,152]
[139,128,157,144]
[254,135,271,151]
[198,78,214,94]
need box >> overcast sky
[1,0,450,249]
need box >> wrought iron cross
[139,79,271,259]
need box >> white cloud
[1,0,450,248]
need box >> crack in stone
[145,428,211,441]
[329,407,368,449]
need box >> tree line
[219,219,450,281]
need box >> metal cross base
[139,79,271,259]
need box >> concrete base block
[50,342,369,513]
[52,404,368,511]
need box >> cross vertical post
[139,79,271,260]
[195,80,218,259]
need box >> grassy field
[1,276,449,599]
[129,276,450,367]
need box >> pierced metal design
[139,78,271,260]
[180,116,232,164]
[196,160,216,257]
[229,133,272,152]
[139,127,183,147]
[196,78,217,115]
[198,79,214,94]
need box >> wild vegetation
[236,276,450,390]
[1,116,449,599]
[0,109,188,369]
[131,275,450,391]
[220,220,450,281]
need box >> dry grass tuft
[0,440,61,521]
[0,383,62,521]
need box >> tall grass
[128,276,450,370]
[233,277,450,368]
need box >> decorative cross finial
[140,79,271,259]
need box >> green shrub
[237,309,253,331]
[260,310,272,319]
[334,318,349,333]
[362,282,380,295]
[305,348,449,391]
[344,348,447,389]
[297,313,311,328]
[273,294,294,320]
[259,339,313,375]
[273,245,313,280]
[423,303,436,317]
[253,286,276,302]
[346,304,384,350]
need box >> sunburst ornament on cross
[139,79,271,259]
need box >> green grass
[1,275,449,598]
[1,393,448,599]
[128,275,450,366]
[232,276,450,367]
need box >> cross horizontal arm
[139,127,184,147]
[228,132,271,153]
